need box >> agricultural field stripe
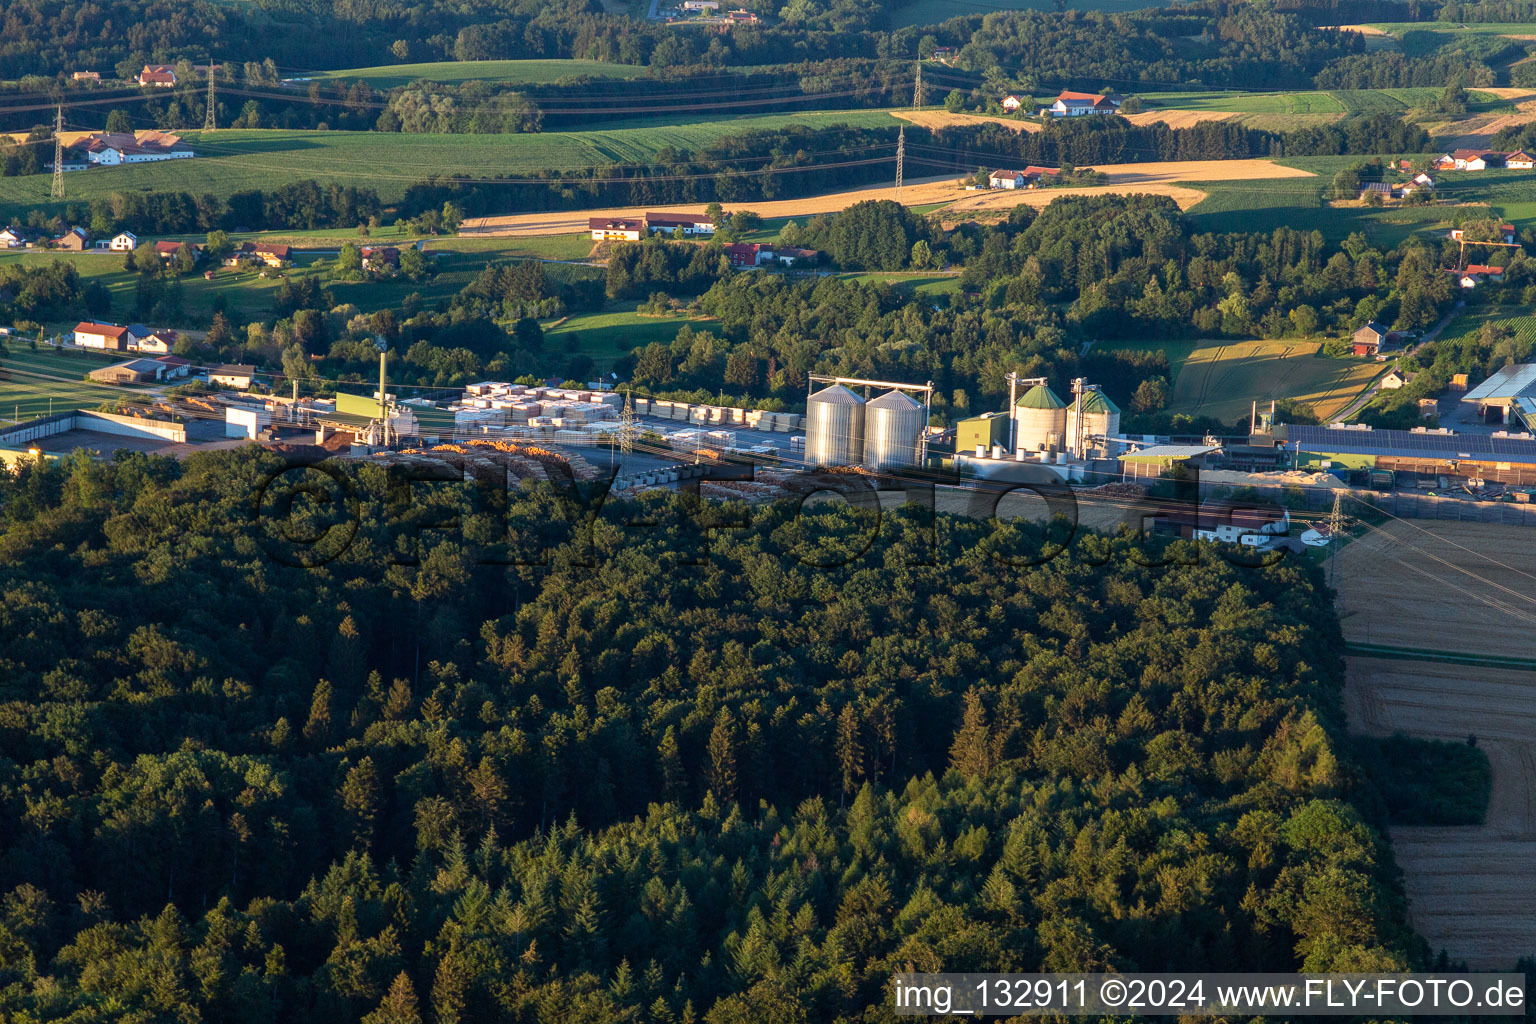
[1344,641,1536,671]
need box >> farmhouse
[72,321,132,351]
[989,169,1027,189]
[589,217,644,241]
[360,246,399,270]
[134,330,178,355]
[75,130,194,166]
[139,64,177,87]
[726,9,758,22]
[232,242,291,267]
[154,240,203,262]
[1001,95,1022,112]
[1450,149,1502,170]
[1413,172,1435,188]
[1380,370,1417,390]
[1461,363,1536,426]
[1451,224,1516,244]
[1352,321,1394,357]
[773,246,820,266]
[1508,150,1535,169]
[102,231,137,251]
[725,242,771,267]
[89,358,165,385]
[210,364,257,390]
[1050,90,1120,117]
[0,227,26,248]
[645,212,716,235]
[54,227,89,251]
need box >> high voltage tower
[913,59,922,108]
[50,105,64,199]
[204,61,217,131]
[895,125,904,200]
[619,388,637,457]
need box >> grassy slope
[544,305,721,369]
[0,110,901,218]
[306,59,650,88]
[0,346,129,419]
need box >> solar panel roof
[1286,424,1536,464]
[1462,364,1536,403]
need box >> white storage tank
[805,384,866,466]
[861,389,924,470]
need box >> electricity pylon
[204,61,217,131]
[50,106,64,199]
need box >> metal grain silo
[1014,384,1066,452]
[805,384,865,466]
[862,389,924,470]
[1070,389,1121,456]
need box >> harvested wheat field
[1121,110,1240,129]
[461,159,1313,236]
[1335,521,1536,967]
[893,109,1041,133]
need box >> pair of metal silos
[805,384,925,470]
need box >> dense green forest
[0,445,1433,1021]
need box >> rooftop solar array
[1462,363,1536,403]
[1286,424,1536,464]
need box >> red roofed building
[360,246,399,270]
[138,64,177,87]
[73,321,131,351]
[1050,90,1120,117]
[725,242,770,267]
[589,217,644,241]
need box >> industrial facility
[804,376,933,471]
[952,376,1125,481]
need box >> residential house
[360,246,399,271]
[1152,500,1291,551]
[1432,153,1457,171]
[230,242,291,267]
[725,242,771,267]
[644,212,716,235]
[1352,321,1394,357]
[1451,148,1502,170]
[773,247,819,266]
[725,8,758,21]
[1412,172,1435,188]
[210,364,257,390]
[1508,150,1536,169]
[154,240,203,262]
[989,169,1027,189]
[1049,90,1120,117]
[1001,95,1022,112]
[0,227,25,248]
[155,355,191,378]
[75,130,194,166]
[72,321,132,351]
[134,330,177,355]
[589,217,644,241]
[71,71,100,82]
[1457,263,1507,288]
[139,64,177,87]
[1381,369,1417,390]
[89,358,165,384]
[105,231,138,251]
[54,227,89,251]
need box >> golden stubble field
[460,160,1313,236]
[1335,521,1536,967]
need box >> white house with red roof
[1049,90,1120,117]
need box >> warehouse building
[1460,363,1536,427]
[1279,423,1536,485]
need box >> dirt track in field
[460,160,1313,236]
[1335,521,1536,967]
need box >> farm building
[725,242,772,267]
[1449,149,1502,170]
[1117,444,1222,480]
[645,212,716,235]
[138,64,177,87]
[1150,500,1290,550]
[134,330,177,355]
[0,227,24,248]
[89,358,165,384]
[1358,182,1391,200]
[155,240,202,262]
[1001,95,1023,112]
[210,364,257,390]
[1380,370,1417,390]
[156,355,191,378]
[773,246,819,266]
[71,71,100,82]
[989,169,1027,189]
[1049,90,1120,117]
[74,130,193,165]
[1352,321,1394,357]
[1456,264,1506,288]
[589,217,644,241]
[72,321,132,350]
[1508,150,1535,169]
[54,228,89,251]
[1460,363,1536,426]
[360,246,399,270]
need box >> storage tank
[1069,389,1121,456]
[805,384,866,466]
[1014,384,1067,452]
[861,389,924,470]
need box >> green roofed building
[956,411,1009,454]
[1016,384,1065,410]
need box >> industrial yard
[1335,521,1536,968]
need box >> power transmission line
[895,125,904,200]
[914,60,923,109]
